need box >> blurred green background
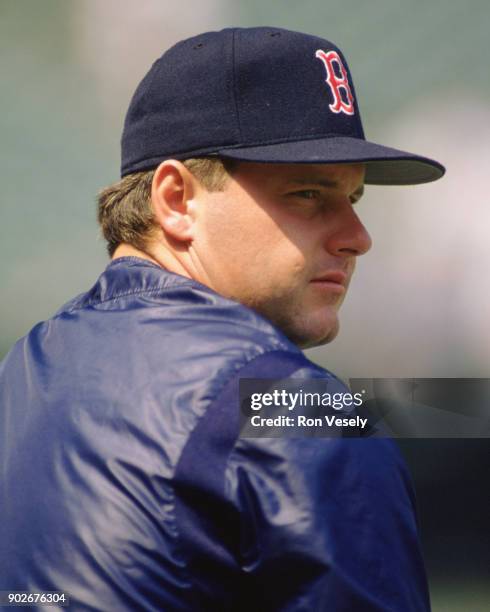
[1,1,489,609]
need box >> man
[0,27,444,611]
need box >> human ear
[151,160,196,242]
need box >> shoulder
[53,256,302,358]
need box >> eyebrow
[287,178,339,188]
[286,178,365,200]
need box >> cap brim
[217,136,445,185]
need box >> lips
[310,271,348,287]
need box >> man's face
[192,162,371,348]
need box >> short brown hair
[97,157,234,256]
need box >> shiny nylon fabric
[0,258,430,611]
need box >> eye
[291,189,320,200]
[350,188,364,205]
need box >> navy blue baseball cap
[121,27,445,185]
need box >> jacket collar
[57,256,220,313]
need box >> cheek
[249,244,309,306]
[197,192,312,300]
[204,200,283,265]
[200,192,255,247]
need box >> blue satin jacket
[0,257,430,611]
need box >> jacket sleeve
[225,435,431,612]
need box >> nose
[325,202,372,257]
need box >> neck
[111,243,194,281]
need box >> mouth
[310,271,348,293]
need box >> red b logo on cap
[315,50,355,115]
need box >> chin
[299,326,339,349]
[285,316,340,349]
[252,297,340,349]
